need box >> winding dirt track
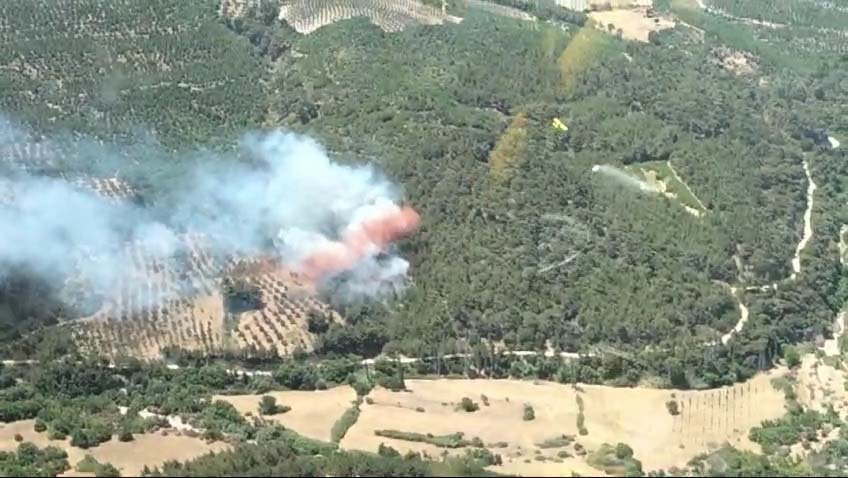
[722,156,817,343]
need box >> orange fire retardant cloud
[298,206,420,280]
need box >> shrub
[76,455,99,473]
[94,463,121,477]
[415,407,425,413]
[666,400,680,416]
[13,433,22,442]
[576,395,588,435]
[537,434,574,448]
[374,430,471,448]
[783,345,801,368]
[259,395,282,415]
[458,397,479,413]
[34,420,47,433]
[523,404,535,421]
[118,430,133,442]
[365,397,375,405]
[330,404,360,443]
[481,394,489,406]
[378,443,401,458]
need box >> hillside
[0,0,845,384]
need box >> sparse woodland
[0,4,846,473]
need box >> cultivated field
[0,420,228,476]
[215,386,357,442]
[220,0,461,34]
[336,375,786,475]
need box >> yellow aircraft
[551,118,568,132]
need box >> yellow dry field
[0,420,228,476]
[215,386,357,442]
[589,8,676,42]
[342,375,786,475]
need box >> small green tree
[459,397,479,413]
[259,395,281,415]
[94,462,121,477]
[666,400,680,416]
[784,346,801,368]
[523,404,535,421]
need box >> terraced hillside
[222,0,461,34]
[68,243,343,360]
[66,234,343,360]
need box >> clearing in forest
[0,420,229,476]
[340,375,786,475]
[215,386,357,442]
[588,7,676,42]
[626,160,707,217]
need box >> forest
[0,0,846,393]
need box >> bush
[94,463,121,477]
[13,433,22,442]
[118,430,133,442]
[666,400,680,416]
[378,443,401,458]
[523,404,535,421]
[259,395,282,415]
[783,345,801,368]
[76,455,100,473]
[415,407,425,413]
[365,397,375,405]
[374,430,471,448]
[33,420,47,433]
[537,434,574,448]
[330,404,361,443]
[588,443,642,476]
[576,395,588,435]
[458,397,479,413]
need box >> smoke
[591,164,655,193]
[0,118,420,312]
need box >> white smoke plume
[591,164,656,193]
[0,118,418,313]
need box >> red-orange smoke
[298,206,420,280]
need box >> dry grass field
[0,420,228,476]
[215,386,357,442]
[333,375,786,475]
[589,8,675,42]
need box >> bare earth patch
[215,386,357,442]
[0,420,228,476]
[342,376,786,474]
[589,8,675,42]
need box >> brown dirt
[215,386,357,442]
[0,420,228,476]
[341,375,786,475]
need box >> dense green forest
[0,0,846,391]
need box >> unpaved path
[722,156,817,343]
